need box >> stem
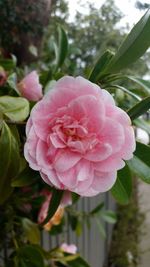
[12,230,19,250]
[5,120,26,125]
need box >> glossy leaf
[89,50,114,82]
[109,84,141,101]
[111,165,132,205]
[127,76,150,95]
[127,142,150,183]
[18,245,44,267]
[0,96,29,121]
[134,118,150,134]
[106,8,150,72]
[101,210,117,224]
[0,122,20,204]
[54,25,68,71]
[127,96,150,120]
[41,188,64,225]
[12,167,40,187]
[22,218,40,244]
[90,202,104,215]
[67,256,90,267]
[0,58,16,70]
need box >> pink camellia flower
[60,243,77,254]
[24,76,135,196]
[17,71,43,101]
[38,189,71,231]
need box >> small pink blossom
[18,71,43,101]
[60,243,77,254]
[24,76,135,196]
[38,189,72,230]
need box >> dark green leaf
[134,142,150,166]
[0,96,29,121]
[109,84,141,101]
[127,97,150,120]
[111,165,132,205]
[106,8,150,72]
[12,167,40,187]
[22,218,40,244]
[127,142,150,183]
[41,188,64,225]
[90,202,104,215]
[89,50,114,82]
[54,25,68,71]
[18,245,45,267]
[127,76,150,95]
[0,122,20,204]
[71,192,80,204]
[0,58,16,70]
[67,256,90,267]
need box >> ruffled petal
[53,149,81,172]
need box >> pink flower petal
[50,133,66,148]
[84,143,112,162]
[101,89,115,106]
[99,118,124,154]
[53,149,81,172]
[92,170,117,192]
[93,156,125,172]
[57,168,78,189]
[36,139,52,171]
[118,126,136,160]
[68,95,105,133]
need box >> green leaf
[0,96,29,121]
[111,165,132,205]
[127,97,150,120]
[90,202,104,215]
[12,167,40,187]
[106,8,150,72]
[89,50,114,82]
[29,45,38,57]
[67,256,90,267]
[0,122,20,204]
[134,118,150,134]
[134,142,150,166]
[22,218,40,244]
[7,73,19,94]
[127,76,150,95]
[18,245,45,267]
[41,188,64,225]
[54,25,68,71]
[95,218,106,239]
[127,156,150,183]
[109,84,141,101]
[127,142,150,183]
[101,210,117,224]
[71,192,80,204]
[0,58,16,70]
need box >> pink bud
[60,243,77,254]
[18,71,43,101]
